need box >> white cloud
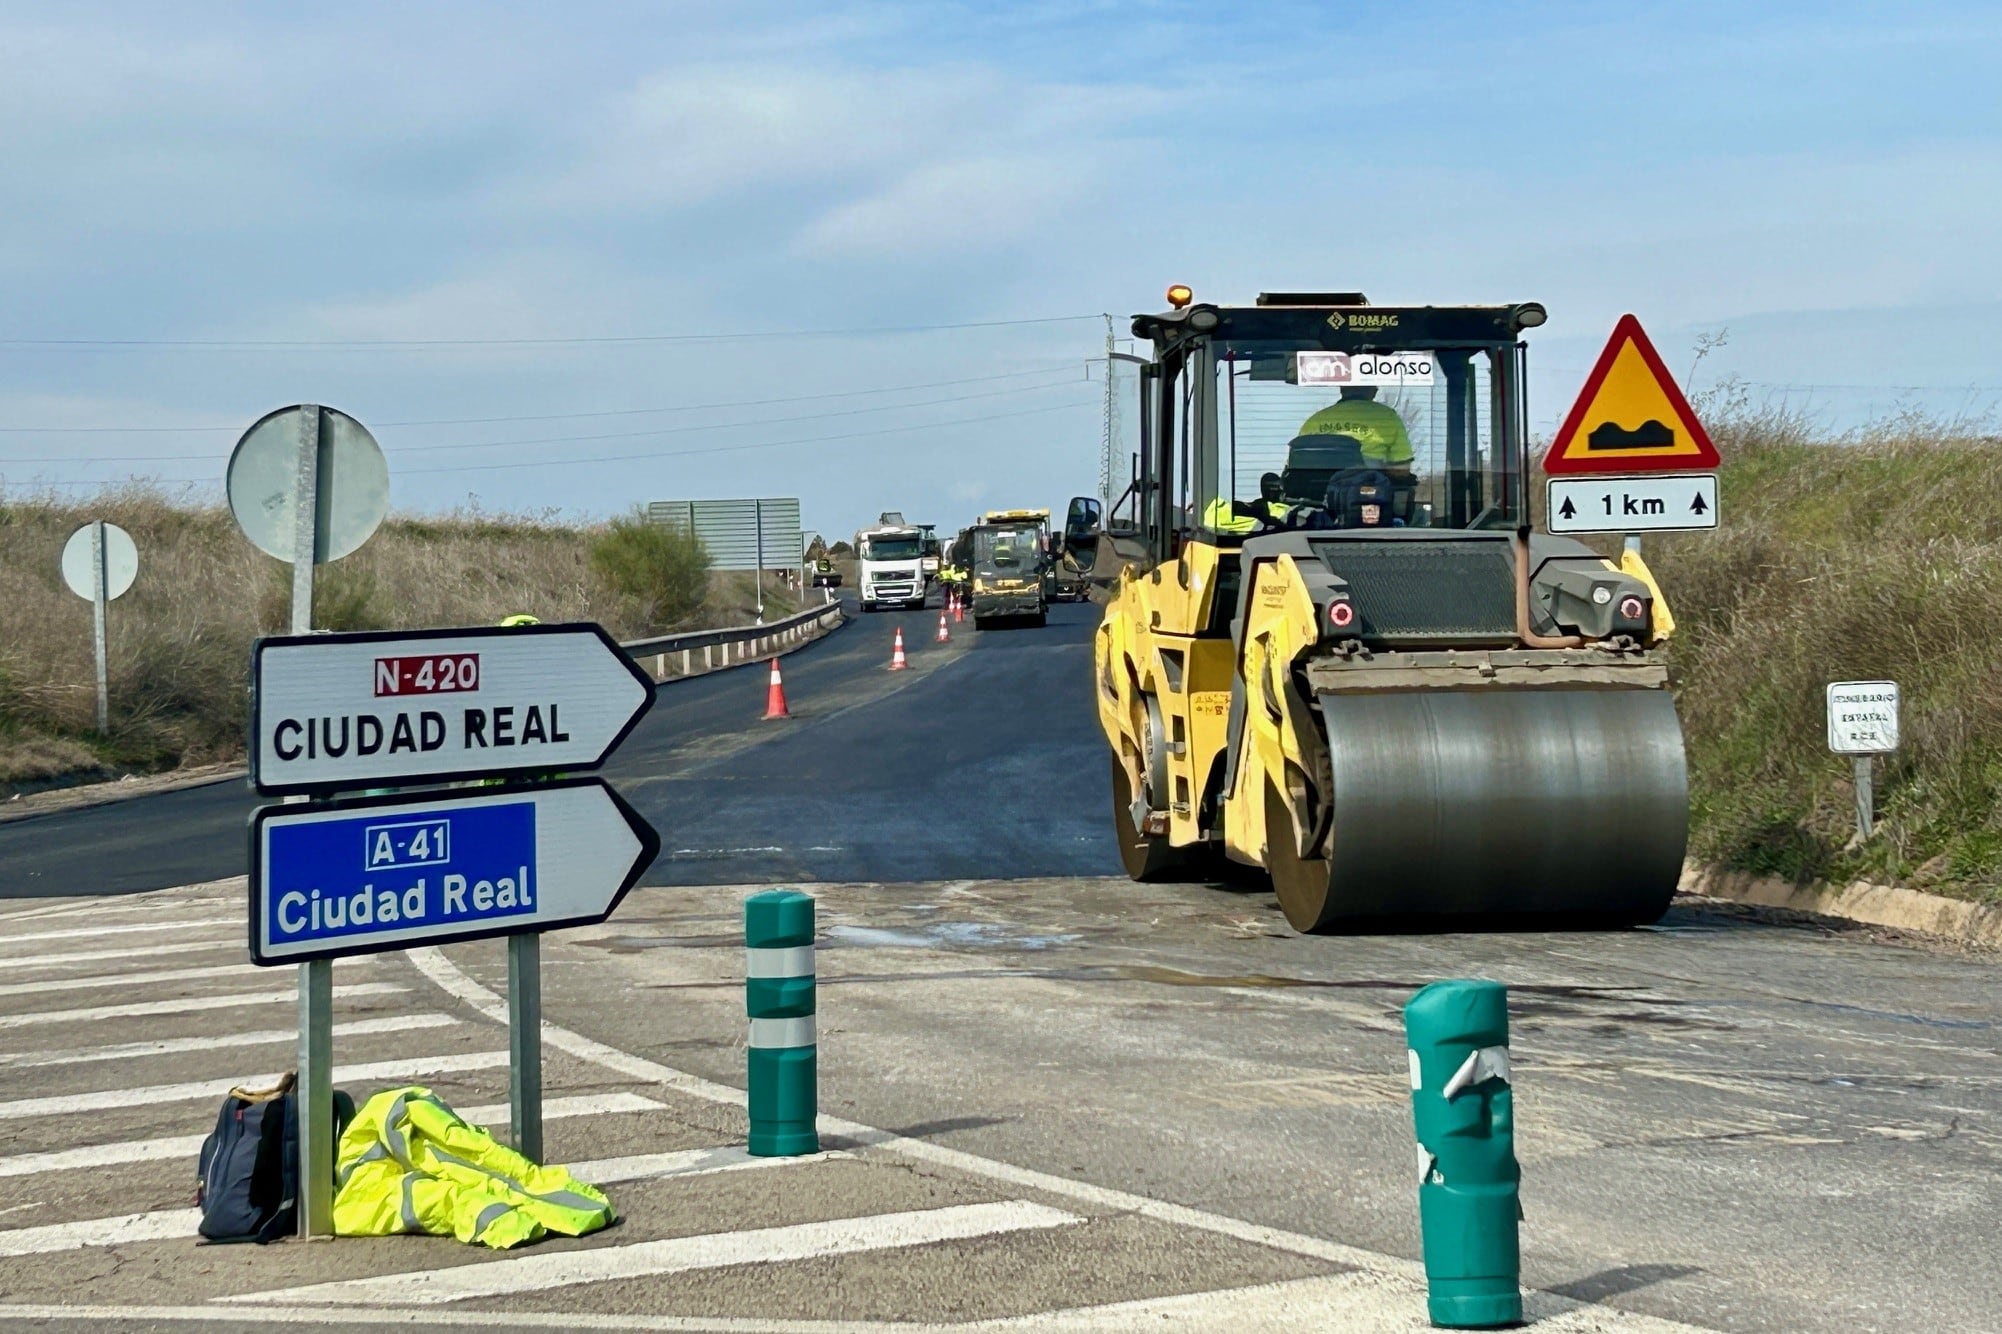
[793,153,1090,258]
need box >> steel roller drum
[1312,688,1688,924]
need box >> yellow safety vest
[333,1086,614,1249]
[1202,497,1257,534]
[1297,400,1414,466]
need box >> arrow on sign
[250,778,660,964]
[251,622,655,795]
[1558,497,1578,521]
[1690,491,1709,515]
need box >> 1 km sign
[250,622,655,794]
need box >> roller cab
[1090,290,1689,932]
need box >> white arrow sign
[250,779,659,964]
[1546,475,1718,534]
[251,622,654,794]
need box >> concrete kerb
[1680,862,2002,951]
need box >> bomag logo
[1326,311,1400,331]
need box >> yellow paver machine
[1085,289,1687,932]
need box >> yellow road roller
[1086,289,1687,931]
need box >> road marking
[0,1013,457,1070]
[0,938,238,972]
[228,1201,1080,1306]
[0,1051,508,1121]
[0,1140,833,1258]
[0,962,265,999]
[0,1092,666,1180]
[0,917,237,948]
[406,946,1712,1332]
[0,981,406,1031]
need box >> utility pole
[1100,314,1117,507]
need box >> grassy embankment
[0,493,795,795]
[1647,411,2002,903]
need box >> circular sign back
[59,522,139,601]
[226,405,389,563]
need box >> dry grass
[0,491,787,793]
[1643,409,2002,901]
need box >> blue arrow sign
[249,779,658,965]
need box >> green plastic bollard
[1404,979,1521,1329]
[745,889,818,1157]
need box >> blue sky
[2,1,1997,538]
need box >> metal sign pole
[89,520,109,733]
[508,932,544,1162]
[754,500,766,624]
[291,405,336,1240]
[1855,756,1874,840]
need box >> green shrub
[587,513,711,633]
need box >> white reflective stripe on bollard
[745,945,815,979]
[749,1016,815,1048]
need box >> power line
[0,363,1093,435]
[0,376,1088,464]
[0,398,1098,487]
[0,313,1105,350]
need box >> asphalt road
[0,594,1121,899]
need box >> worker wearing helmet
[1257,473,1290,522]
[1298,387,1414,474]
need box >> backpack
[195,1073,354,1244]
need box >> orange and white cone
[936,608,951,643]
[888,626,908,671]
[762,657,791,719]
[952,592,964,623]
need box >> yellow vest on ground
[333,1086,614,1249]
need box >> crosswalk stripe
[0,1051,509,1121]
[0,981,406,1031]
[0,1138,829,1258]
[0,938,238,973]
[0,962,266,999]
[228,1200,1079,1306]
[0,917,238,948]
[0,1092,668,1181]
[0,1013,458,1070]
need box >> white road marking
[406,946,1712,1333]
[0,1138,830,1259]
[0,917,237,948]
[0,1092,666,1180]
[228,1201,1080,1306]
[0,981,406,1031]
[0,1012,457,1070]
[0,1050,509,1121]
[0,938,238,972]
[0,962,262,999]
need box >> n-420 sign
[1546,475,1718,535]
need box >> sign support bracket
[509,931,544,1163]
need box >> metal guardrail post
[745,889,818,1157]
[1405,980,1520,1328]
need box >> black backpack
[195,1074,354,1244]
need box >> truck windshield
[1213,342,1518,531]
[974,526,1041,569]
[863,536,923,560]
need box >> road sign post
[1827,681,1899,842]
[60,521,138,733]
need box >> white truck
[854,519,929,611]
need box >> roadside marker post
[1828,681,1900,841]
[1404,980,1520,1329]
[745,890,818,1157]
[59,520,139,733]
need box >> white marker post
[59,522,139,733]
[228,404,388,1239]
[1827,681,1900,841]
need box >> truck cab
[854,523,929,611]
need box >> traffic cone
[952,591,964,623]
[936,609,951,643]
[762,658,791,720]
[888,626,908,671]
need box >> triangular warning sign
[1542,314,1720,475]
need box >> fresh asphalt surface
[5,590,2002,1330]
[0,593,1120,898]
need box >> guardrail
[621,597,845,683]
